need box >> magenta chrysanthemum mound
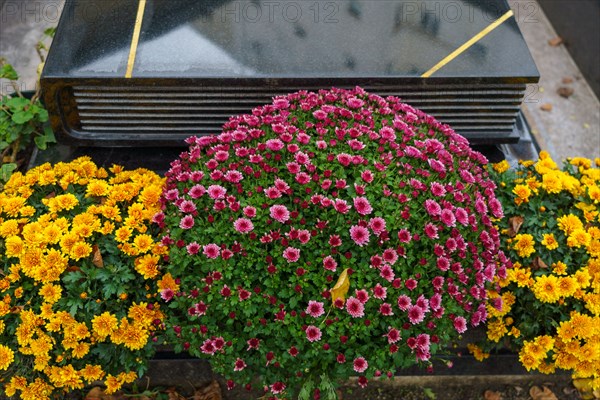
[157,87,508,398]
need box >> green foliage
[0,28,56,184]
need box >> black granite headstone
[41,0,538,146]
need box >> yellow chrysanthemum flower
[38,284,62,304]
[557,214,584,236]
[513,234,536,258]
[493,160,510,173]
[557,276,578,298]
[556,320,578,342]
[567,229,592,248]
[0,344,15,370]
[532,275,561,303]
[91,312,118,341]
[512,184,531,203]
[81,364,105,383]
[133,234,154,253]
[70,241,92,261]
[552,261,568,275]
[486,319,508,342]
[541,233,559,250]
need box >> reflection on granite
[44,0,537,79]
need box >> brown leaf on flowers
[484,390,502,400]
[92,245,104,268]
[10,306,24,314]
[529,386,558,400]
[532,257,549,270]
[331,268,350,303]
[193,380,222,400]
[507,216,524,237]
[44,191,56,199]
[67,265,81,273]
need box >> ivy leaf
[12,110,33,124]
[0,163,17,182]
[0,63,18,80]
[34,134,47,150]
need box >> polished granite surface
[44,0,538,81]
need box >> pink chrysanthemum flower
[353,196,373,215]
[161,288,174,302]
[179,200,197,213]
[387,328,401,344]
[323,255,337,271]
[424,199,441,216]
[397,295,412,311]
[373,283,387,300]
[349,225,370,247]
[207,185,227,199]
[283,247,300,263]
[382,248,398,265]
[243,206,256,218]
[440,208,456,227]
[397,228,412,243]
[353,356,368,373]
[203,243,220,259]
[179,215,195,230]
[305,325,322,342]
[453,316,467,333]
[306,300,325,318]
[424,223,439,239]
[233,218,254,233]
[379,303,393,316]
[266,138,284,151]
[407,305,425,324]
[234,358,246,371]
[189,184,206,199]
[270,382,286,395]
[346,297,365,318]
[270,204,290,223]
[186,242,200,255]
[430,182,446,196]
[369,217,386,234]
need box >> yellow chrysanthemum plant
[471,152,600,389]
[0,157,166,399]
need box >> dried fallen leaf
[548,36,563,46]
[193,380,222,400]
[484,389,502,400]
[44,191,56,199]
[530,386,558,400]
[92,245,104,268]
[562,77,574,84]
[85,387,105,400]
[532,257,549,270]
[557,86,575,98]
[507,216,524,237]
[331,268,350,303]
[540,103,553,112]
[165,387,186,400]
[84,386,120,400]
